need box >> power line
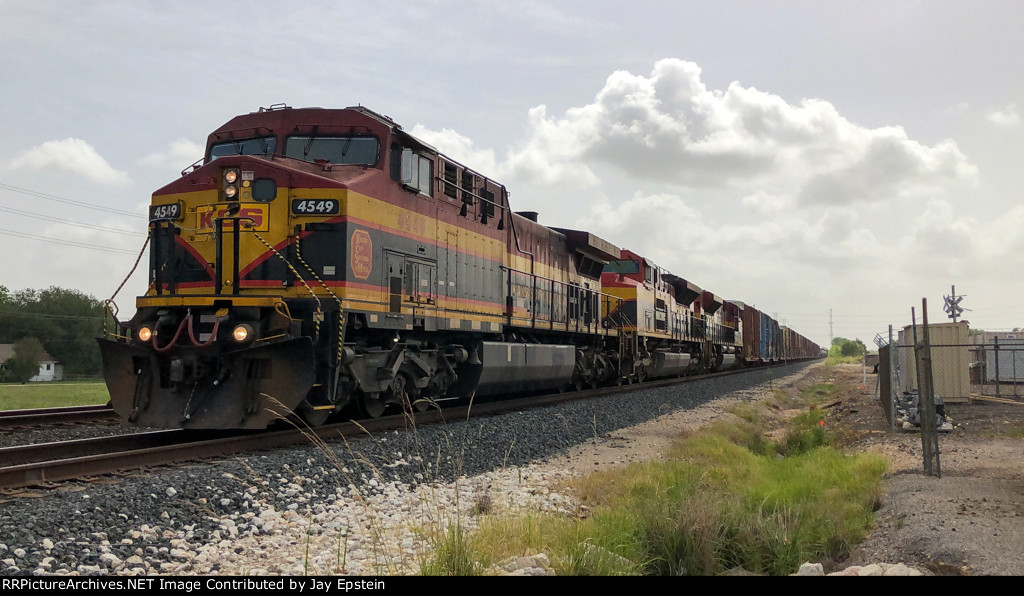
[0,227,143,255]
[0,182,147,219]
[0,311,103,321]
[0,205,147,237]
[775,310,928,320]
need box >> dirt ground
[827,362,1024,576]
[544,362,1024,576]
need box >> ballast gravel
[0,364,812,576]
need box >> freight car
[98,104,820,430]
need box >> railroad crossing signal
[943,285,969,322]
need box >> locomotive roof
[207,105,437,154]
[550,227,620,263]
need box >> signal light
[224,168,240,199]
[232,323,254,343]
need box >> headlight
[232,323,254,343]
[224,184,238,199]
[137,326,153,342]
[224,169,239,184]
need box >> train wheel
[395,374,431,413]
[572,371,592,391]
[410,397,433,412]
[298,402,332,427]
[359,391,388,418]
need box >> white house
[0,344,64,382]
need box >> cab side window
[401,149,433,195]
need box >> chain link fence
[878,317,1023,477]
[887,324,1023,404]
[968,337,1024,400]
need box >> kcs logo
[197,206,269,232]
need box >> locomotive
[98,104,820,430]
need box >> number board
[149,202,182,220]
[291,199,340,216]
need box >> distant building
[0,344,64,382]
[969,331,1022,344]
[897,322,970,402]
[969,331,1024,383]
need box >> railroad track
[0,404,118,429]
[0,361,814,491]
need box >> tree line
[829,336,867,358]
[0,285,105,381]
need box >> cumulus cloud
[498,59,977,204]
[407,126,503,178]
[741,190,796,214]
[140,138,205,170]
[981,204,1024,260]
[987,104,1020,127]
[579,189,884,273]
[411,58,987,322]
[896,198,980,279]
[10,138,129,185]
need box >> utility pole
[919,298,941,477]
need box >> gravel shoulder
[2,361,1021,576]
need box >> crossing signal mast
[943,285,969,323]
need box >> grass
[0,380,110,410]
[800,382,839,401]
[419,523,484,576]
[825,355,863,366]
[423,511,647,575]
[979,421,1024,440]
[420,372,887,576]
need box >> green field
[0,381,110,411]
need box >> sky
[1,0,1021,349]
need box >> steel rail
[0,404,117,429]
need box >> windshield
[285,136,378,165]
[209,136,276,160]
